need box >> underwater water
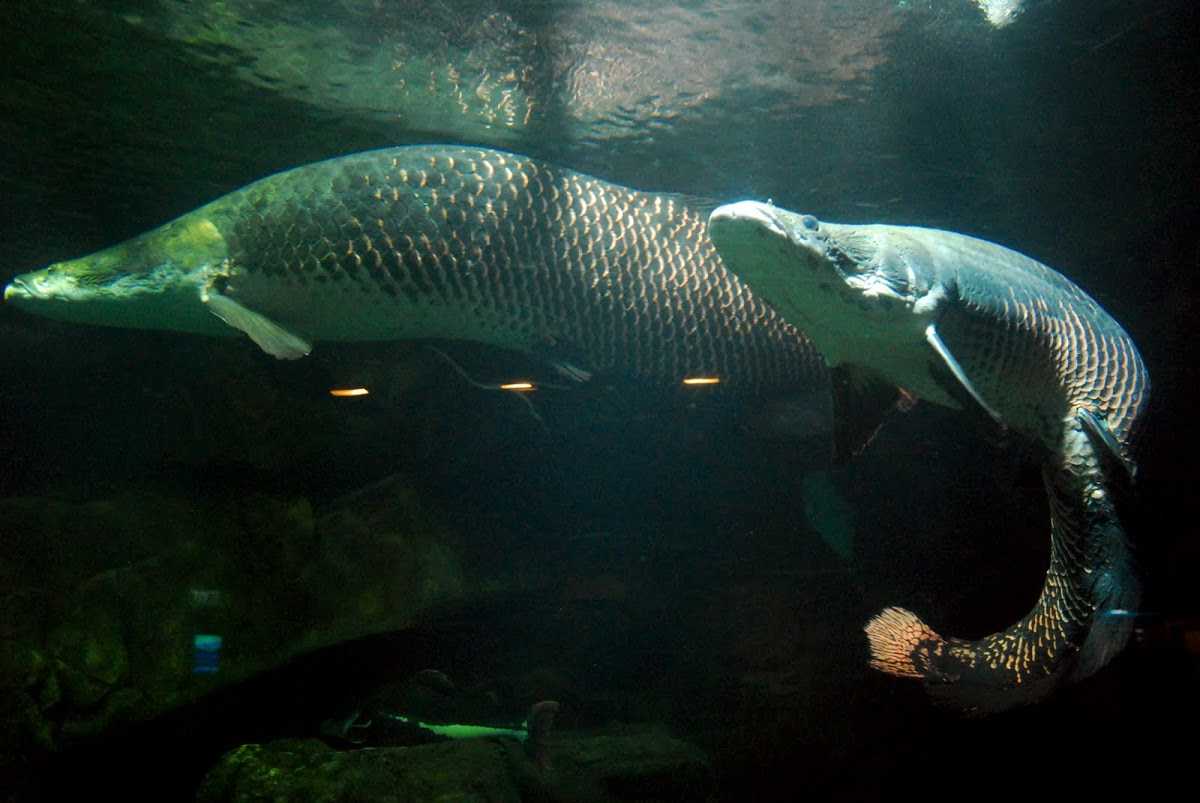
[1,0,1197,800]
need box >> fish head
[708,201,934,369]
[5,213,230,335]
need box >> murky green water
[1,1,1196,800]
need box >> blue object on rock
[193,634,223,675]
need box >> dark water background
[1,1,1197,800]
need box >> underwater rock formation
[200,739,523,803]
[0,475,531,758]
[198,725,711,803]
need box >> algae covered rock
[198,738,522,803]
[544,726,713,803]
[0,474,525,757]
[46,596,128,709]
[197,725,712,803]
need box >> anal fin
[204,291,311,360]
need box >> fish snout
[709,202,827,260]
[4,275,39,303]
[710,202,831,286]
[5,265,90,310]
[709,201,788,240]
[709,202,797,282]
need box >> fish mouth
[4,271,82,304]
[4,277,35,302]
[709,201,788,240]
[709,202,829,266]
[709,201,831,286]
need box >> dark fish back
[212,145,826,393]
[945,243,1149,453]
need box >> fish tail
[864,442,1138,714]
[864,606,944,680]
[864,604,1064,715]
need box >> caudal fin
[864,606,943,679]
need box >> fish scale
[707,201,1150,714]
[6,146,829,401]
[942,236,1148,451]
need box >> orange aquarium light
[329,387,370,397]
[682,376,721,386]
[499,381,535,391]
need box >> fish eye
[801,215,819,231]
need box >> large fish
[4,146,828,409]
[708,201,1150,713]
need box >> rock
[198,726,711,803]
[0,643,44,694]
[0,476,534,757]
[545,726,712,803]
[47,602,127,708]
[198,738,522,803]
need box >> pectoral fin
[203,291,312,359]
[925,323,1001,424]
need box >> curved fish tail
[863,602,1069,714]
[864,422,1139,714]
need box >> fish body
[709,201,1150,712]
[385,714,527,742]
[5,147,827,399]
[324,700,559,766]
